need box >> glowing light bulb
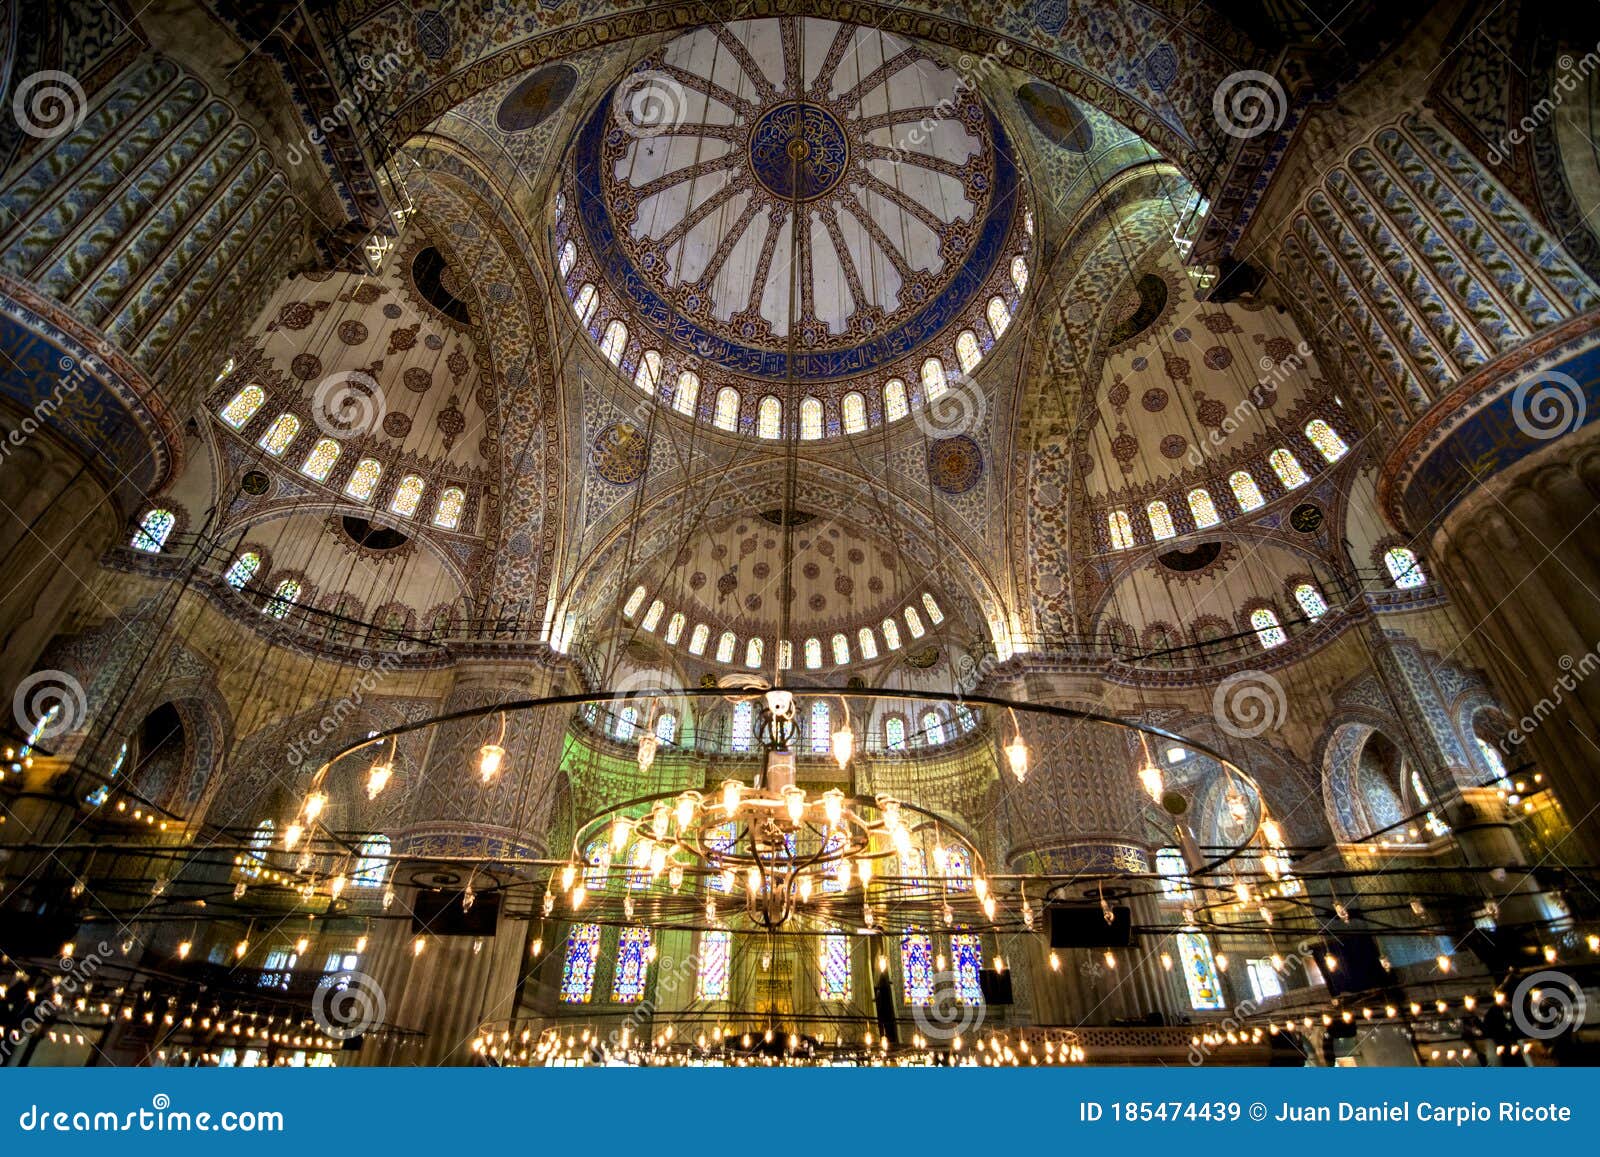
[356,936,367,953]
[303,791,327,821]
[235,939,249,958]
[560,863,577,891]
[330,875,346,899]
[1138,762,1163,802]
[822,788,845,825]
[782,785,806,824]
[477,743,505,783]
[177,941,191,960]
[856,858,871,886]
[284,822,303,850]
[1437,953,1453,972]
[1005,734,1029,783]
[798,875,813,902]
[1049,951,1061,972]
[366,761,393,800]
[295,937,309,954]
[413,937,426,956]
[1215,953,1229,971]
[636,733,658,774]
[611,816,632,853]
[1159,952,1173,971]
[835,859,853,889]
[721,780,741,813]
[571,884,587,909]
[675,792,700,830]
[747,866,762,894]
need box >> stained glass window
[1188,488,1221,528]
[612,927,651,1003]
[344,457,381,501]
[921,357,947,398]
[301,437,341,482]
[884,378,909,421]
[654,712,677,745]
[665,612,685,644]
[842,391,867,433]
[899,845,928,891]
[258,413,299,456]
[266,579,300,619]
[922,710,946,746]
[857,627,878,660]
[745,636,763,668]
[1251,607,1287,649]
[885,716,906,751]
[1270,448,1308,488]
[1475,734,1508,780]
[904,607,925,638]
[1385,547,1426,589]
[730,701,754,752]
[881,617,901,650]
[615,706,637,740]
[390,474,425,517]
[1293,583,1329,620]
[804,637,822,669]
[583,837,611,890]
[950,933,983,1004]
[623,585,647,618]
[1156,848,1188,899]
[821,933,851,999]
[810,701,831,754]
[560,924,601,1003]
[716,630,736,663]
[714,387,740,431]
[353,835,390,887]
[922,593,944,624]
[1108,510,1135,550]
[757,395,782,439]
[1305,419,1348,463]
[641,599,664,632]
[224,551,260,590]
[220,384,266,428]
[1176,931,1226,1010]
[987,296,1011,339]
[131,509,175,552]
[689,623,709,655]
[598,319,628,366]
[956,330,982,374]
[943,845,972,890]
[697,930,731,999]
[901,930,934,1006]
[821,831,846,893]
[434,487,466,530]
[1011,255,1029,295]
[831,632,850,666]
[1147,500,1175,540]
[1229,470,1265,511]
[635,349,662,394]
[800,397,823,440]
[957,705,975,732]
[706,822,736,892]
[674,371,700,416]
[572,283,598,325]
[559,239,576,278]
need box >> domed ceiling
[562,16,1027,386]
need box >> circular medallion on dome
[748,103,849,200]
[590,422,649,485]
[928,435,984,493]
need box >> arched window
[714,386,740,431]
[957,705,976,732]
[715,630,737,663]
[956,329,982,373]
[881,617,902,650]
[634,349,662,394]
[582,836,611,890]
[623,585,648,618]
[344,457,382,501]
[301,437,341,482]
[901,930,934,1006]
[884,378,909,421]
[433,487,465,530]
[612,928,652,1003]
[655,713,677,745]
[673,371,700,416]
[242,820,273,878]
[1188,488,1220,528]
[688,623,710,655]
[921,593,944,624]
[1229,470,1265,511]
[224,551,261,590]
[842,391,867,433]
[810,701,831,754]
[800,397,824,440]
[697,929,732,1000]
[1293,583,1329,620]
[131,509,175,552]
[257,413,299,456]
[1010,255,1029,295]
[950,932,983,1005]
[599,319,628,365]
[857,627,878,660]
[665,612,685,645]
[1147,500,1175,540]
[572,283,598,325]
[885,716,906,750]
[730,701,754,751]
[1474,734,1508,781]
[1269,448,1308,488]
[1107,510,1135,550]
[921,357,947,398]
[641,599,664,632]
[804,637,823,669]
[1384,547,1426,589]
[904,607,925,638]
[1176,931,1226,1010]
[1250,607,1287,649]
[922,710,946,746]
[266,578,300,620]
[987,296,1011,339]
[745,637,764,668]
[820,933,851,999]
[615,705,637,740]
[757,395,782,439]
[220,384,265,428]
[390,474,426,517]
[560,924,601,1003]
[1156,848,1188,898]
[1305,419,1348,462]
[558,239,577,278]
[353,835,390,887]
[831,632,850,665]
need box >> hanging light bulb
[1049,951,1061,972]
[746,866,763,894]
[856,858,871,886]
[1138,761,1164,802]
[284,822,303,850]
[1159,952,1173,971]
[830,724,853,770]
[235,939,249,958]
[329,874,347,899]
[782,785,806,824]
[1261,819,1282,845]
[412,936,426,957]
[177,941,192,960]
[675,791,700,830]
[303,791,327,822]
[477,743,505,784]
[798,875,813,902]
[648,845,667,877]
[295,937,309,955]
[610,816,633,853]
[821,788,845,826]
[366,760,393,800]
[669,863,685,891]
[835,859,853,889]
[721,780,741,814]
[1005,732,1029,784]
[383,888,396,911]
[570,884,587,909]
[356,936,368,953]
[559,863,577,892]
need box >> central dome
[747,102,850,200]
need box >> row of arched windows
[243,822,389,886]
[1105,424,1348,550]
[594,698,977,754]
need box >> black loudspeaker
[978,968,1014,1005]
[872,976,900,1045]
[410,889,501,936]
[1048,904,1133,948]
[1314,935,1388,997]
